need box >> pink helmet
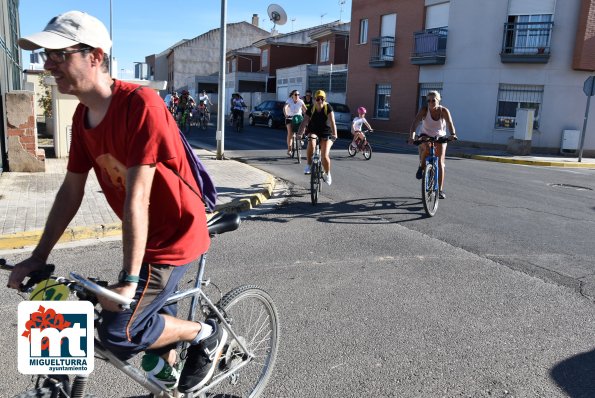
[357,106,367,114]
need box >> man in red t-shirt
[10,11,224,393]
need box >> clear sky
[18,0,352,78]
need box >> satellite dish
[267,4,287,29]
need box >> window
[320,41,330,62]
[231,59,237,73]
[380,13,397,59]
[261,49,268,68]
[495,84,543,129]
[418,83,443,110]
[359,19,368,44]
[374,84,391,119]
[507,14,552,54]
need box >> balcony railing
[369,36,395,68]
[500,21,553,63]
[410,27,447,65]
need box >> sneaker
[416,166,423,180]
[322,172,332,186]
[439,191,446,199]
[178,319,228,393]
[304,164,311,174]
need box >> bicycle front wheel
[347,143,356,157]
[310,162,320,205]
[291,136,296,159]
[210,285,279,398]
[362,143,372,160]
[294,134,301,163]
[421,163,439,217]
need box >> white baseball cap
[18,10,112,54]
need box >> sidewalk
[0,148,275,250]
[0,141,593,251]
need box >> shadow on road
[248,191,430,224]
[550,348,595,397]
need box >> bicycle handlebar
[308,135,337,142]
[0,258,135,309]
[412,135,456,146]
[70,272,134,308]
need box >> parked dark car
[329,102,352,137]
[249,100,286,128]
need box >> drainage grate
[548,183,593,191]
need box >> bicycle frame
[88,253,254,397]
[425,143,439,192]
[2,214,278,398]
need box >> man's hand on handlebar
[7,257,46,290]
[98,282,138,312]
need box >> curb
[212,174,276,214]
[0,223,122,251]
[0,176,277,251]
[451,153,595,168]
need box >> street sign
[583,76,595,97]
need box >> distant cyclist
[284,89,307,156]
[198,90,212,115]
[408,90,457,199]
[298,90,338,185]
[231,93,247,129]
[177,90,195,121]
[351,106,373,148]
[302,89,314,113]
[169,91,179,114]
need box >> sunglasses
[40,47,93,63]
[293,93,300,96]
[315,97,325,101]
[428,99,437,103]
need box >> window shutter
[508,0,556,16]
[426,2,450,29]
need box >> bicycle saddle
[207,212,241,236]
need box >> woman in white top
[408,90,457,199]
[284,89,307,157]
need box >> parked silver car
[329,102,352,137]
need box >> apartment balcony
[369,36,395,68]
[410,27,447,65]
[500,21,553,63]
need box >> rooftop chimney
[252,14,259,27]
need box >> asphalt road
[1,122,594,397]
[190,123,595,300]
[2,192,595,397]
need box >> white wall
[420,0,594,151]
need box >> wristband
[118,270,139,284]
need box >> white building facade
[417,0,594,154]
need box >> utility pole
[216,0,227,160]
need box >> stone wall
[5,91,45,172]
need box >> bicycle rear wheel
[362,143,372,160]
[208,285,279,398]
[310,162,320,205]
[421,163,439,217]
